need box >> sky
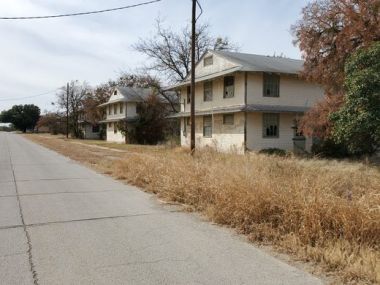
[0,0,308,113]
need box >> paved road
[0,133,323,285]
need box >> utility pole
[190,0,196,153]
[66,82,69,139]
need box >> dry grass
[26,134,380,284]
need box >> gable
[190,51,241,80]
[107,88,125,103]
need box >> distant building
[78,111,101,140]
[167,50,325,153]
[98,87,176,143]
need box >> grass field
[26,134,380,284]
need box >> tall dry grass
[27,135,380,284]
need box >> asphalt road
[0,132,323,285]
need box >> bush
[259,148,287,156]
[311,138,350,158]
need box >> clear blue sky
[0,0,308,112]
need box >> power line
[0,0,161,20]
[0,90,58,102]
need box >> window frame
[262,113,280,138]
[119,103,123,114]
[263,73,280,97]
[223,114,234,125]
[203,81,213,102]
[203,115,213,138]
[92,125,100,133]
[113,104,117,115]
[223,76,235,98]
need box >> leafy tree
[117,93,169,144]
[0,104,40,133]
[36,112,65,135]
[134,19,238,83]
[56,80,90,138]
[292,0,380,139]
[330,42,380,155]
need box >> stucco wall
[106,122,125,143]
[181,112,245,153]
[247,72,324,107]
[246,112,311,152]
[194,51,238,78]
[181,72,245,113]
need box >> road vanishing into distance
[0,132,323,285]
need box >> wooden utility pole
[190,0,196,153]
[66,82,69,139]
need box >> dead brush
[26,134,380,284]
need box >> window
[108,106,111,115]
[186,117,191,125]
[203,115,212,137]
[263,73,280,97]
[204,55,213,66]
[203,81,213,101]
[114,90,117,95]
[223,114,234,125]
[114,123,117,134]
[92,125,100,133]
[120,103,123,114]
[186,86,191,103]
[263,113,279,138]
[108,123,111,128]
[113,104,117,114]
[224,76,234,98]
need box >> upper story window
[263,113,279,138]
[224,76,235,98]
[114,90,117,95]
[204,55,213,66]
[203,81,213,102]
[108,105,111,115]
[263,73,280,97]
[113,104,117,114]
[186,86,191,104]
[120,103,124,114]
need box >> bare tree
[57,80,90,138]
[133,19,238,83]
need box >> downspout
[244,72,248,153]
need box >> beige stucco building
[99,87,152,143]
[169,50,325,153]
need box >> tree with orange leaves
[292,0,380,141]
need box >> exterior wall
[246,72,324,107]
[106,102,127,120]
[246,112,312,152]
[82,124,100,140]
[104,102,138,143]
[194,51,238,78]
[106,122,125,143]
[180,72,245,113]
[180,112,245,153]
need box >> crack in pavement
[96,256,192,270]
[6,136,40,285]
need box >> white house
[98,87,153,143]
[168,50,325,153]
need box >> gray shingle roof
[212,50,304,74]
[116,87,153,102]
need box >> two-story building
[98,87,153,143]
[168,50,325,153]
